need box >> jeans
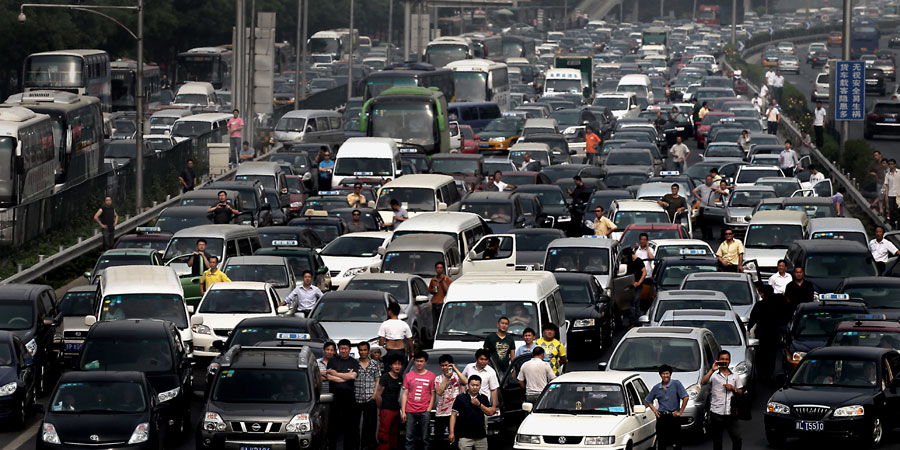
[405,411,431,450]
[673,160,684,173]
[433,415,450,450]
[767,121,778,135]
[101,226,115,250]
[358,399,378,450]
[814,125,824,148]
[229,137,241,165]
[586,152,597,165]
[378,409,400,450]
[457,438,487,450]
[710,413,742,450]
[656,413,682,450]
[630,284,642,325]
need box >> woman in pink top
[227,109,244,166]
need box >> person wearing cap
[645,364,688,450]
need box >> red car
[618,223,690,248]
[696,111,735,148]
[451,123,479,154]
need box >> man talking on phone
[701,350,743,450]
[208,191,240,224]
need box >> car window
[226,240,239,258]
[624,382,639,407]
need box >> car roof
[548,237,617,249]
[203,281,271,290]
[659,309,739,321]
[223,256,288,266]
[551,371,642,384]
[462,192,514,202]
[809,217,866,233]
[623,326,708,338]
[749,210,808,224]
[171,224,258,238]
[446,272,558,301]
[552,272,598,283]
[321,290,389,302]
[613,199,666,211]
[734,185,777,192]
[379,174,454,189]
[656,289,729,300]
[807,346,891,360]
[385,234,456,252]
[682,271,751,281]
[0,284,51,301]
[100,248,159,257]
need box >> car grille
[230,422,282,433]
[215,329,232,338]
[330,270,341,277]
[543,436,583,445]
[64,330,87,339]
[794,405,830,420]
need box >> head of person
[656,111,662,118]
[323,341,336,359]
[208,255,219,270]
[793,266,804,281]
[413,351,428,370]
[758,283,774,300]
[724,228,735,241]
[532,346,545,359]
[475,348,490,369]
[232,109,239,118]
[319,145,328,154]
[741,129,748,137]
[717,349,731,369]
[388,302,401,318]
[302,270,313,286]
[876,225,886,240]
[196,239,207,251]
[351,209,361,222]
[337,339,352,358]
[702,101,708,108]
[218,191,227,202]
[494,171,503,181]
[467,375,483,396]
[671,183,679,195]
[586,125,595,134]
[676,135,683,144]
[719,180,728,190]
[387,354,403,374]
[242,141,250,149]
[487,174,495,184]
[594,205,604,218]
[439,354,454,374]
[622,247,635,260]
[487,237,500,250]
[523,327,535,344]
[777,259,787,274]
[187,158,194,168]
[574,175,583,186]
[354,183,362,193]
[541,322,556,340]
[322,151,331,161]
[672,106,678,113]
[658,364,673,384]
[891,159,897,171]
[705,175,713,186]
[874,150,883,161]
[497,316,509,332]
[638,233,649,247]
[434,261,445,276]
[370,346,382,360]
[104,196,112,207]
[357,341,370,360]
[809,164,818,173]
[784,140,792,150]
[390,199,401,211]
[523,153,532,162]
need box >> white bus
[0,106,56,207]
[425,36,474,68]
[445,59,510,111]
[23,50,111,110]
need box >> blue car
[0,330,37,428]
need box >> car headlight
[686,383,701,401]
[193,324,211,335]
[42,423,61,444]
[490,137,505,142]
[792,351,806,362]
[734,361,749,375]
[516,434,541,444]
[833,405,865,417]
[573,318,596,328]
[0,381,17,396]
[128,423,150,444]
[584,436,616,445]
[767,401,791,415]
[25,338,36,356]
[286,413,312,433]
[557,215,571,222]
[727,215,745,224]
[203,412,227,432]
[343,266,369,277]
[157,387,180,403]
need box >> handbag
[730,386,751,421]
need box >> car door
[625,380,653,446]
[14,337,34,397]
[412,278,433,338]
[499,354,529,419]
[812,179,833,197]
[268,287,282,314]
[630,378,655,448]
[612,249,635,315]
[462,234,518,272]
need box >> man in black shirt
[178,159,197,193]
[450,375,496,449]
[625,248,647,328]
[93,196,118,249]
[375,355,404,450]
[658,183,688,221]
[187,239,212,277]
[748,284,791,384]
[326,339,360,450]
[784,266,814,311]
[208,191,240,224]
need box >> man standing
[778,141,801,177]
[429,262,452,329]
[93,196,118,249]
[869,226,900,273]
[179,159,197,193]
[772,69,785,104]
[199,256,230,295]
[701,350,744,450]
[593,206,617,238]
[658,184,688,222]
[715,228,744,272]
[401,351,435,450]
[758,85,769,113]
[483,317,515,372]
[434,355,467,450]
[748,285,790,383]
[784,266,814,308]
[461,349,500,408]
[645,364,689,450]
[347,183,366,208]
[227,109,243,166]
[493,171,516,191]
[635,233,655,274]
[515,328,540,357]
[449,375,495,450]
[693,175,717,240]
[568,176,590,232]
[318,151,335,189]
[388,199,409,230]
[238,141,255,163]
[766,101,780,135]
[282,270,324,316]
[813,101,827,148]
[884,159,900,227]
[765,66,777,89]
[318,342,335,394]
[670,136,690,172]
[517,347,555,404]
[347,209,369,233]
[535,324,567,375]
[375,355,404,450]
[585,125,601,165]
[767,260,792,294]
[187,239,211,276]
[698,101,709,121]
[327,340,361,450]
[624,248,647,327]
[208,190,240,224]
[354,342,382,450]
[808,165,825,184]
[737,130,752,154]
[378,303,415,368]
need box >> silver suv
[811,72,829,103]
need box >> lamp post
[20,1,144,215]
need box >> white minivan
[332,137,401,187]
[371,174,462,224]
[173,82,218,109]
[617,74,653,104]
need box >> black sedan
[865,100,900,140]
[0,331,36,428]
[37,371,164,449]
[764,347,900,447]
[554,272,615,355]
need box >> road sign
[745,31,752,40]
[768,27,774,35]
[737,41,745,52]
[835,61,865,121]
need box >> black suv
[203,180,273,227]
[553,272,615,354]
[198,346,330,450]
[865,100,900,139]
[0,284,60,395]
[865,68,887,96]
[79,319,193,438]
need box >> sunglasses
[352,213,361,216]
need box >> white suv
[192,281,288,357]
[811,72,829,103]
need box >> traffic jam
[2,4,900,450]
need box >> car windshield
[654,300,731,322]
[382,251,444,277]
[795,311,862,337]
[294,223,341,243]
[557,281,593,304]
[376,188,435,212]
[50,381,146,413]
[213,369,311,403]
[659,264,719,287]
[99,294,188,329]
[514,232,563,252]
[172,121,212,137]
[736,169,782,183]
[94,255,152,274]
[544,247,610,275]
[199,288,273,314]
[321,237,383,257]
[810,232,868,247]
[460,202,514,224]
[0,301,33,331]
[509,150,551,167]
[546,78,582,93]
[620,229,679,248]
[549,111,581,127]
[224,264,291,288]
[682,280,753,305]
[59,291,96,316]
[729,191,775,207]
[758,181,799,197]
[535,383,627,414]
[431,159,480,176]
[609,337,701,372]
[790,358,881,388]
[606,174,650,188]
[803,254,877,279]
[613,210,670,227]
[484,117,521,132]
[334,158,394,177]
[607,151,652,166]
[81,337,173,372]
[345,279,410,303]
[832,330,900,349]
[154,213,214,233]
[841,286,900,309]
[174,93,208,105]
[661,319,742,346]
[785,204,833,218]
[745,224,803,248]
[163,238,224,261]
[311,298,387,322]
[438,301,537,339]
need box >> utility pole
[301,0,308,106]
[348,0,354,102]
[248,0,256,143]
[731,0,737,45]
[404,0,411,61]
[387,0,394,62]
[136,0,143,212]
[294,0,301,109]
[841,0,851,152]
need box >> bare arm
[93,209,104,227]
[374,382,384,408]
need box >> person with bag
[701,350,744,450]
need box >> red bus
[698,5,720,25]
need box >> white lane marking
[0,421,39,450]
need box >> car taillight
[869,113,881,120]
[474,136,480,141]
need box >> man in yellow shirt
[593,206,617,237]
[346,183,366,208]
[535,324,567,375]
[200,256,231,295]
[715,228,744,273]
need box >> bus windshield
[546,78,581,93]
[365,77,417,99]
[177,57,217,85]
[453,72,488,102]
[309,38,341,55]
[24,55,83,87]
[371,102,436,146]
[502,42,525,58]
[426,44,468,68]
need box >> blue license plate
[479,143,489,147]
[886,118,897,122]
[65,342,82,352]
[795,420,823,431]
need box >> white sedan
[191,281,288,357]
[319,231,393,290]
[514,372,657,450]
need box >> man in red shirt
[401,351,436,450]
[585,125,601,165]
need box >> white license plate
[795,420,823,431]
[240,447,270,450]
[886,118,897,122]
[675,127,685,131]
[867,80,877,84]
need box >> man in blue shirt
[645,364,689,450]
[318,150,335,189]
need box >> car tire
[865,417,883,448]
[765,429,786,447]
[411,327,420,353]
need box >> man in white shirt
[813,101,827,148]
[778,141,801,177]
[767,260,792,294]
[766,101,780,135]
[884,159,900,227]
[493,171,516,191]
[765,67,777,87]
[808,165,825,184]
[701,350,744,450]
[669,136,690,172]
[517,347,555,404]
[758,85,769,113]
[772,70,785,104]
[868,226,900,273]
[378,303,415,367]
[635,233,655,274]
[462,349,500,408]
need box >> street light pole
[841,0,851,152]
[294,0,301,109]
[731,0,737,45]
[348,0,355,102]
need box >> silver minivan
[273,110,343,150]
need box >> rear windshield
[874,103,900,115]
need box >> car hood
[790,336,828,353]
[725,206,754,218]
[210,401,308,419]
[564,304,602,321]
[198,312,275,331]
[62,317,89,334]
[541,205,570,218]
[47,413,147,444]
[320,255,380,275]
[743,248,788,269]
[769,385,874,407]
[486,222,515,234]
[518,413,630,435]
[0,367,17,386]
[320,322,381,344]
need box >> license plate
[479,143,489,147]
[65,342,83,352]
[867,80,877,84]
[886,118,897,122]
[675,127,685,131]
[240,447,270,450]
[795,420,823,431]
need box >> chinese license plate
[795,420,823,431]
[867,80,877,85]
[479,143,489,147]
[885,118,897,122]
[65,342,82,352]
[240,447,271,450]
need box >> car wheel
[411,327,420,352]
[10,398,25,429]
[765,429,786,447]
[866,417,883,448]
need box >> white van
[171,112,231,143]
[433,271,567,351]
[543,68,583,96]
[173,82,217,109]
[370,174,462,224]
[332,137,401,187]
[391,211,492,259]
[149,109,193,135]
[617,74,653,104]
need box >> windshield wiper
[443,331,485,340]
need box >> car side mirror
[744,215,752,222]
[190,315,204,326]
[84,316,97,327]
[415,295,429,304]
[633,405,647,414]
[448,266,461,277]
[748,338,760,347]
[320,393,334,403]
[187,305,195,314]
[367,200,376,209]
[597,361,608,371]
[617,263,628,276]
[317,266,328,274]
[398,313,409,321]
[639,315,649,324]
[277,305,290,315]
[377,246,386,256]
[83,271,91,280]
[523,402,534,412]
[438,202,448,211]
